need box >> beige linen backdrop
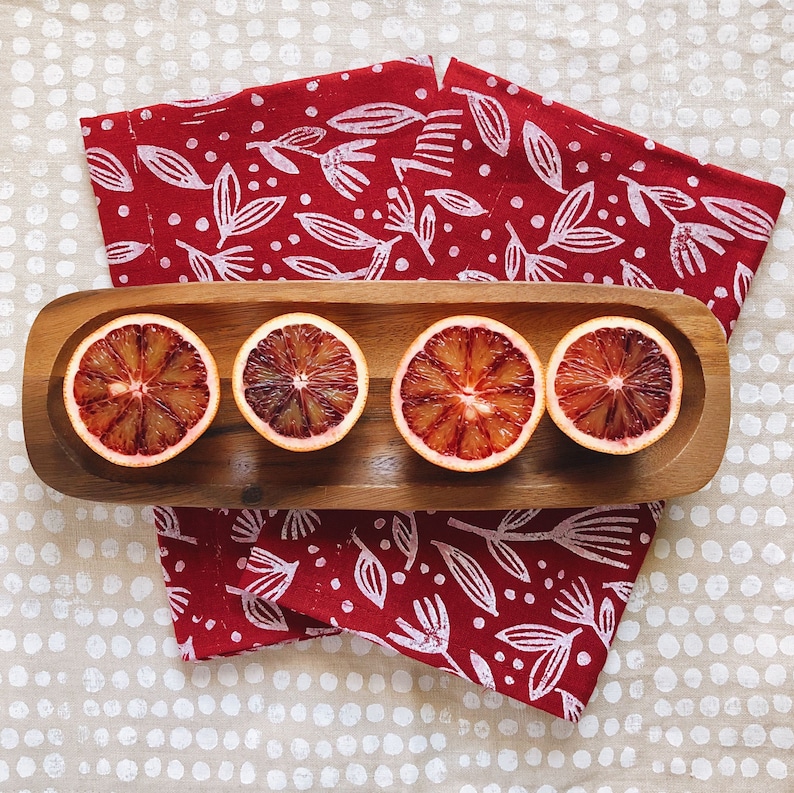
[1,1,792,791]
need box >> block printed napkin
[81,58,784,720]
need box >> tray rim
[23,281,731,509]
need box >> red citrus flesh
[545,315,683,454]
[233,312,368,451]
[391,315,545,472]
[63,313,220,467]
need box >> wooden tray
[23,281,730,510]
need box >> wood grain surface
[22,281,730,509]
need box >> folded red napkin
[82,58,784,719]
[81,57,438,659]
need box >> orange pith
[391,315,545,472]
[233,312,368,452]
[63,313,220,467]
[546,315,682,454]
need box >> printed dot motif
[1,1,792,790]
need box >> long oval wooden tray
[23,281,730,510]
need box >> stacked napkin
[81,57,784,720]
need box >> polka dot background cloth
[1,2,792,791]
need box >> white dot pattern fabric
[2,1,792,790]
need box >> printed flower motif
[281,510,321,541]
[176,240,255,282]
[669,222,734,278]
[496,623,583,701]
[388,594,465,677]
[384,185,436,264]
[504,221,567,282]
[105,241,150,266]
[244,547,299,602]
[319,139,377,200]
[551,576,616,648]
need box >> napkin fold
[81,58,784,719]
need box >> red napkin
[81,57,438,659]
[81,58,784,720]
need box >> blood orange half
[391,315,545,472]
[545,315,683,455]
[63,313,220,467]
[232,312,368,451]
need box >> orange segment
[545,315,683,454]
[232,313,368,452]
[63,313,220,467]
[391,316,545,472]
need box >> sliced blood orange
[232,312,368,451]
[391,315,545,472]
[63,313,220,467]
[545,315,683,455]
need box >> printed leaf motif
[424,188,487,217]
[487,538,531,583]
[364,238,400,281]
[283,256,368,281]
[418,204,436,247]
[505,221,567,282]
[470,651,496,690]
[558,689,585,722]
[153,505,197,545]
[352,534,388,609]
[241,594,289,631]
[275,126,326,149]
[496,624,582,701]
[546,181,594,241]
[598,596,616,647]
[384,185,433,264]
[387,594,466,677]
[225,585,289,631]
[522,120,565,193]
[246,141,300,174]
[646,186,696,213]
[548,505,638,569]
[319,140,376,200]
[603,581,634,603]
[528,640,574,701]
[296,212,379,250]
[621,259,657,290]
[456,269,498,282]
[497,509,541,533]
[213,163,285,248]
[327,102,427,135]
[553,226,624,254]
[106,241,150,265]
[167,586,191,619]
[432,540,499,616]
[231,509,266,544]
[176,240,254,282]
[227,196,286,239]
[244,547,298,602]
[281,510,321,540]
[85,148,133,192]
[214,163,239,241]
[392,513,418,571]
[702,196,775,241]
[669,222,734,278]
[733,261,754,306]
[621,176,651,227]
[137,145,211,189]
[451,87,510,157]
